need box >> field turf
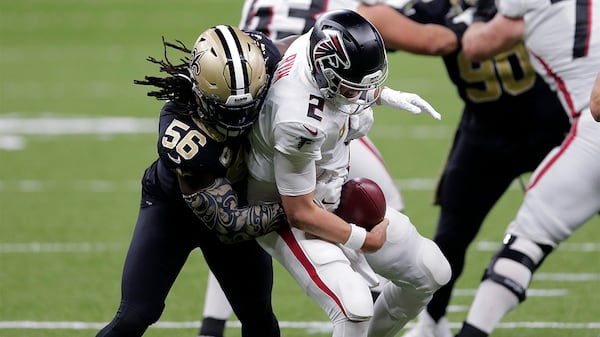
[1,1,598,336]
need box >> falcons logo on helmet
[312,30,351,69]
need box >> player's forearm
[591,73,600,122]
[286,205,350,242]
[283,198,384,252]
[357,4,457,55]
[462,16,524,62]
[183,177,287,243]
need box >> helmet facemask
[316,60,387,115]
[193,79,267,137]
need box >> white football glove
[379,87,442,120]
[453,7,476,26]
[346,108,374,142]
[313,177,345,212]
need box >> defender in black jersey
[95,26,289,337]
[395,1,571,336]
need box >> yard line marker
[477,241,600,252]
[534,273,600,281]
[1,241,598,257]
[0,116,451,139]
[0,320,598,330]
[452,288,568,297]
[0,116,451,152]
[0,116,156,135]
[0,242,125,253]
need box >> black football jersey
[399,0,569,132]
[148,33,283,199]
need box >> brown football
[335,177,386,231]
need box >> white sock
[465,255,534,334]
[465,280,518,334]
[202,272,233,319]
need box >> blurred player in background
[96,25,290,337]
[372,0,573,335]
[452,0,600,335]
[244,9,450,337]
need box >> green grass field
[1,1,599,337]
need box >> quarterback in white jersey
[240,0,407,210]
[246,10,450,337]
[455,0,600,335]
[200,3,410,334]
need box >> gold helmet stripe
[213,25,250,97]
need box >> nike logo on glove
[303,125,318,136]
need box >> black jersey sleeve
[397,0,451,25]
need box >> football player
[201,2,429,335]
[244,9,451,337]
[95,25,290,337]
[240,0,458,55]
[378,0,573,335]
[454,0,600,336]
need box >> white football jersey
[498,0,600,119]
[247,33,364,196]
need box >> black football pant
[96,181,279,337]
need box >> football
[335,177,386,231]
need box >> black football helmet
[309,9,388,114]
[189,25,269,137]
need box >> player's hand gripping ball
[335,178,386,231]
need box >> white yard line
[0,320,598,331]
[2,241,598,254]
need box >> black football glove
[473,0,497,22]
[445,7,475,50]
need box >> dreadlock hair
[134,37,197,112]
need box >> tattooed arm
[182,177,287,243]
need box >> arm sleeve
[183,177,287,243]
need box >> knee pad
[336,270,375,321]
[301,239,374,322]
[377,281,432,322]
[482,234,553,302]
[417,238,452,291]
